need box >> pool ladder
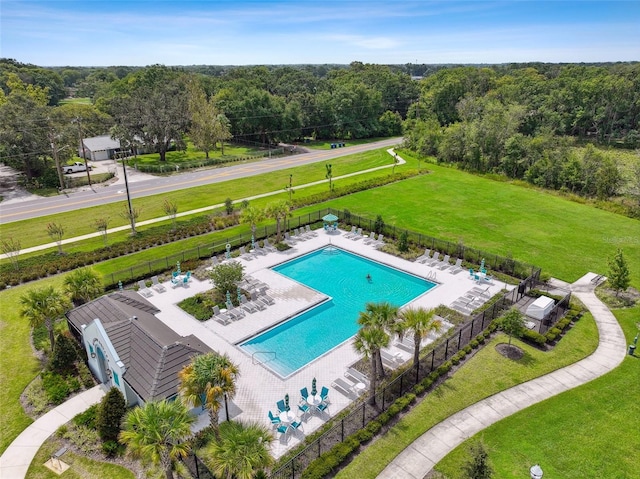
[252,351,277,365]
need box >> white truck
[63,162,92,174]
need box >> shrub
[354,428,374,443]
[42,372,70,404]
[374,215,385,234]
[469,339,480,349]
[97,387,126,442]
[522,329,547,345]
[398,230,409,252]
[48,333,80,374]
[545,331,558,342]
[102,440,123,457]
[56,425,68,438]
[73,404,98,428]
[463,345,473,354]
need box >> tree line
[1,59,638,201]
[403,64,640,201]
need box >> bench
[52,446,68,459]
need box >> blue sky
[2,1,639,66]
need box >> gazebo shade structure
[322,213,338,222]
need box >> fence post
[445,338,449,359]
[291,457,295,479]
[458,329,462,348]
[381,387,386,410]
[430,350,435,371]
[362,403,365,427]
[341,419,344,442]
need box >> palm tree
[204,420,274,479]
[360,302,400,378]
[240,205,264,238]
[353,326,389,406]
[265,200,291,243]
[178,352,240,440]
[20,286,70,351]
[398,307,442,369]
[119,400,193,479]
[63,267,103,306]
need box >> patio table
[307,394,323,406]
[279,410,296,423]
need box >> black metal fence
[106,208,539,289]
[538,292,572,334]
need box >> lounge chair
[256,287,275,305]
[253,244,268,256]
[249,291,268,310]
[470,286,491,298]
[293,228,305,241]
[395,336,418,353]
[239,246,254,260]
[331,378,357,397]
[425,252,440,266]
[268,411,281,427]
[151,275,166,293]
[305,225,317,237]
[263,238,277,252]
[449,258,463,274]
[363,233,377,245]
[415,249,431,263]
[380,349,403,366]
[276,400,287,413]
[212,305,231,325]
[374,234,385,247]
[284,232,297,244]
[211,256,220,267]
[437,254,451,270]
[225,302,245,320]
[137,280,153,297]
[240,295,258,313]
[351,227,363,240]
[344,226,357,238]
[345,368,369,386]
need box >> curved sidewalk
[0,385,105,479]
[377,272,627,478]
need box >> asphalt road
[0,138,401,225]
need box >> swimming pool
[239,247,436,377]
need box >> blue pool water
[240,247,436,377]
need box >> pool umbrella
[118,281,123,291]
[176,261,181,275]
[237,286,242,303]
[480,258,486,273]
[311,378,317,396]
[322,213,338,222]
[285,393,290,411]
[251,235,256,250]
[226,290,231,305]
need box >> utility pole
[73,117,92,187]
[49,129,66,191]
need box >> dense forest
[0,58,638,206]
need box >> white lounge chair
[284,232,297,244]
[374,234,385,247]
[212,305,231,325]
[351,228,363,240]
[151,275,166,293]
[263,238,277,252]
[240,295,258,313]
[415,249,431,263]
[305,225,318,237]
[345,367,370,386]
[331,378,358,397]
[363,233,377,245]
[449,258,463,274]
[426,252,440,266]
[344,226,357,238]
[249,291,268,310]
[239,246,254,260]
[137,280,153,297]
[380,349,403,367]
[437,254,451,270]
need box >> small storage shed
[526,295,555,320]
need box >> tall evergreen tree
[608,248,630,297]
[97,387,126,442]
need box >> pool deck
[144,229,510,458]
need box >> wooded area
[1,59,638,203]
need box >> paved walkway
[0,385,106,479]
[377,272,627,478]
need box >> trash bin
[629,344,636,356]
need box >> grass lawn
[335,314,599,479]
[302,137,393,150]
[2,148,403,252]
[314,150,640,286]
[434,306,640,479]
[27,438,134,479]
[0,275,67,454]
[131,140,260,166]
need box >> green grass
[58,97,91,105]
[314,150,640,286]
[0,276,67,454]
[2,148,402,252]
[27,438,134,479]
[302,137,391,150]
[131,141,260,165]
[434,306,640,479]
[335,315,599,479]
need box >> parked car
[64,162,92,174]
